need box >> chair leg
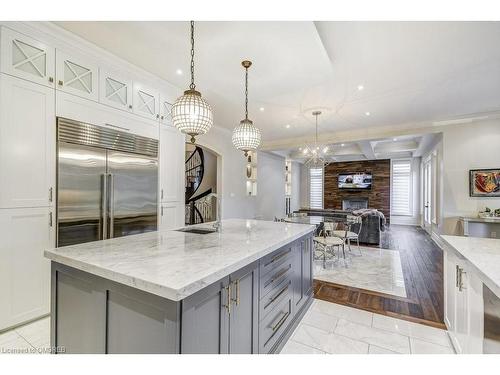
[347,238,352,252]
[357,238,362,255]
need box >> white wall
[440,119,500,235]
[300,163,310,209]
[290,161,301,212]
[192,126,257,220]
[254,152,286,220]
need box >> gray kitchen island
[44,219,315,354]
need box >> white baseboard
[431,231,445,249]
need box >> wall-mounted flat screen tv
[338,172,372,190]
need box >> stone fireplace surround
[342,198,369,211]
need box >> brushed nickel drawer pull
[265,249,291,267]
[223,284,231,316]
[266,265,290,287]
[271,311,290,332]
[231,279,240,306]
[265,284,289,309]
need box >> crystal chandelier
[171,21,213,144]
[232,60,261,157]
[303,111,330,169]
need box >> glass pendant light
[172,21,213,144]
[232,60,261,156]
[304,111,330,169]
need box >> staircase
[185,146,215,224]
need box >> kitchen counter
[46,218,315,353]
[45,218,315,301]
[441,235,500,297]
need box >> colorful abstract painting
[470,169,500,197]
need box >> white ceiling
[55,21,500,147]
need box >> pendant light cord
[245,66,249,119]
[190,21,196,90]
[315,113,318,145]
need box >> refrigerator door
[107,151,158,238]
[57,142,107,246]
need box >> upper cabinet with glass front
[99,68,133,112]
[56,50,98,101]
[133,81,160,120]
[0,27,55,88]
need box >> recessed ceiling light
[341,143,345,147]
[357,84,364,91]
[365,111,371,116]
[259,107,265,112]
[299,147,302,151]
[176,69,183,75]
[393,138,397,141]
[285,124,290,129]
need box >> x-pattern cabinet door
[0,27,55,88]
[56,50,99,101]
[133,82,159,121]
[99,69,133,112]
[160,94,173,125]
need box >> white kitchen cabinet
[99,68,133,112]
[0,74,55,208]
[0,207,54,330]
[159,125,185,203]
[0,27,55,88]
[56,49,98,101]
[133,81,159,120]
[159,203,184,231]
[444,246,485,354]
[159,93,173,125]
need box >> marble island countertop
[441,235,500,296]
[44,219,315,301]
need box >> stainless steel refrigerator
[56,118,158,247]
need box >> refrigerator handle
[101,173,108,240]
[108,173,115,238]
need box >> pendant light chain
[245,65,249,119]
[189,20,196,90]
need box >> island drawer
[259,292,293,353]
[260,259,293,299]
[260,245,293,278]
[260,277,292,321]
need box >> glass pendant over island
[171,21,213,144]
[232,60,261,157]
[304,110,330,169]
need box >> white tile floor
[0,317,51,354]
[0,300,455,355]
[280,299,455,354]
[314,246,407,298]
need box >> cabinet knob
[48,77,54,83]
[160,115,164,120]
[156,114,160,119]
[128,104,133,109]
[58,80,63,86]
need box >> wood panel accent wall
[324,159,391,221]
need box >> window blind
[392,160,412,215]
[309,168,323,209]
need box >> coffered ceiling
[55,21,500,149]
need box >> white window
[309,168,323,209]
[391,159,412,216]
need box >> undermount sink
[176,227,216,235]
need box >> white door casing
[159,125,184,203]
[0,27,55,88]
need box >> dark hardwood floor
[313,224,446,329]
